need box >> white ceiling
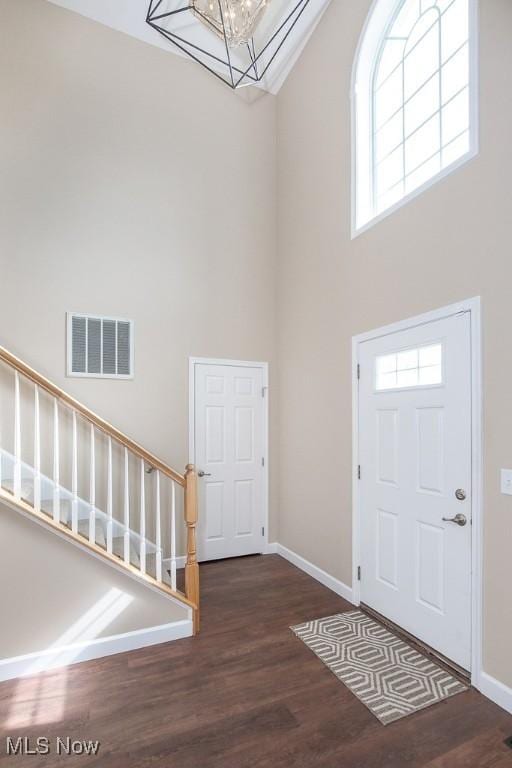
[46,0,332,94]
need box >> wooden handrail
[0,345,185,487]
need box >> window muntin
[375,343,442,390]
[353,0,477,234]
[374,0,470,216]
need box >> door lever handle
[198,470,211,478]
[442,513,467,527]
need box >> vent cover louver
[67,314,133,378]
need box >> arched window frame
[351,0,479,237]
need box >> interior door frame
[189,356,270,556]
[351,297,482,686]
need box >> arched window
[352,0,478,235]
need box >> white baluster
[71,411,78,533]
[123,447,130,564]
[139,459,146,574]
[106,436,113,554]
[53,398,60,522]
[170,480,177,591]
[13,372,21,500]
[33,385,41,513]
[89,424,96,544]
[155,470,162,582]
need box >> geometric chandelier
[146,0,313,90]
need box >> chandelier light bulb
[146,0,312,90]
[192,0,271,47]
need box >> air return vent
[67,313,133,379]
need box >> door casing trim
[351,297,482,687]
[189,356,269,557]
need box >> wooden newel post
[184,464,200,633]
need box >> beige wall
[3,0,512,693]
[0,505,188,659]
[277,0,512,685]
[0,0,277,658]
[0,0,278,528]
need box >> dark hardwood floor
[1,554,512,767]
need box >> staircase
[0,345,200,633]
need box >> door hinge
[261,457,265,467]
[262,387,266,398]
[357,363,360,380]
[261,526,265,536]
[357,566,361,581]
[358,465,361,480]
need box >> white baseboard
[270,546,512,716]
[274,543,354,604]
[0,619,193,683]
[268,543,512,717]
[168,547,280,563]
[477,671,512,715]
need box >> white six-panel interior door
[191,359,267,562]
[357,311,472,671]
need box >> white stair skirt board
[269,543,354,604]
[0,493,188,615]
[0,448,158,567]
[0,620,193,683]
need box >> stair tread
[0,449,159,556]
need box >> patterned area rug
[291,610,468,725]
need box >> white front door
[192,361,266,562]
[358,312,472,670]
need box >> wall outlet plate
[500,469,512,496]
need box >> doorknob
[442,513,467,527]
[198,470,211,478]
